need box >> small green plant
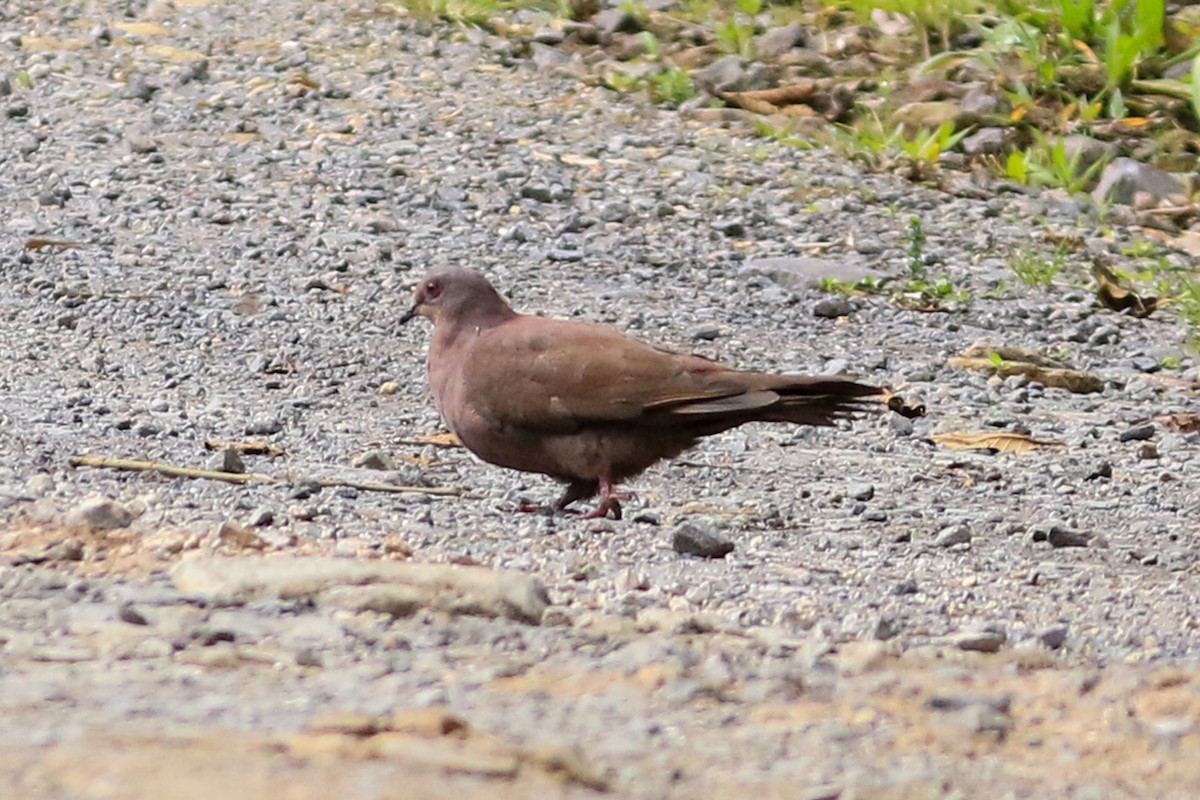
[750,118,814,149]
[817,275,888,295]
[1160,355,1183,370]
[897,120,971,166]
[714,17,756,59]
[1192,53,1200,122]
[896,215,970,308]
[400,0,504,25]
[1102,0,1163,93]
[1170,276,1200,332]
[1122,240,1157,258]
[1009,249,1066,288]
[1007,134,1111,194]
[645,67,695,106]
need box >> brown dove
[400,267,883,519]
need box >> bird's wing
[462,315,760,433]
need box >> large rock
[1092,157,1188,207]
[739,255,878,289]
[171,556,550,624]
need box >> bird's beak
[399,303,419,326]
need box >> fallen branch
[68,455,462,497]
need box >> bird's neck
[432,300,517,352]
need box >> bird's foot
[580,477,634,520]
[581,496,624,520]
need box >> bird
[400,267,883,520]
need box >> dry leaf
[24,238,83,250]
[932,432,1065,454]
[960,341,1064,368]
[1142,228,1200,258]
[203,440,286,458]
[399,432,462,448]
[886,394,927,419]
[721,82,819,114]
[947,357,1104,394]
[1158,412,1200,434]
[1093,262,1160,318]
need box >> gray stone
[352,449,397,470]
[959,86,1001,117]
[754,22,805,60]
[65,496,135,531]
[1061,135,1116,176]
[595,8,640,36]
[740,256,876,290]
[712,218,746,238]
[935,524,972,547]
[1092,158,1188,207]
[1038,624,1068,650]
[961,128,1015,156]
[812,297,853,319]
[672,522,734,559]
[691,55,751,93]
[1047,525,1091,548]
[848,483,875,502]
[951,627,1006,653]
[1119,423,1155,442]
[207,448,246,474]
[891,101,960,130]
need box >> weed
[1007,133,1112,194]
[1170,277,1200,339]
[1008,249,1065,288]
[751,118,814,149]
[1160,355,1183,370]
[1122,240,1157,258]
[399,0,505,25]
[818,275,887,295]
[647,67,695,105]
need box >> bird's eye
[425,281,442,300]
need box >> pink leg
[580,473,632,521]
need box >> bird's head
[399,267,515,330]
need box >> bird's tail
[758,376,885,426]
[659,375,884,432]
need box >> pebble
[65,496,135,532]
[1119,423,1155,443]
[671,522,735,559]
[951,628,1007,653]
[1047,525,1091,548]
[207,448,247,474]
[812,297,853,319]
[934,524,972,547]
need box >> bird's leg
[553,480,597,513]
[581,473,631,521]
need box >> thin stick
[311,477,460,496]
[68,455,461,496]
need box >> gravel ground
[3,1,1200,798]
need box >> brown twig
[202,440,287,457]
[68,455,462,496]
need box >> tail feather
[644,375,883,431]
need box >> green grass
[1008,249,1066,288]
